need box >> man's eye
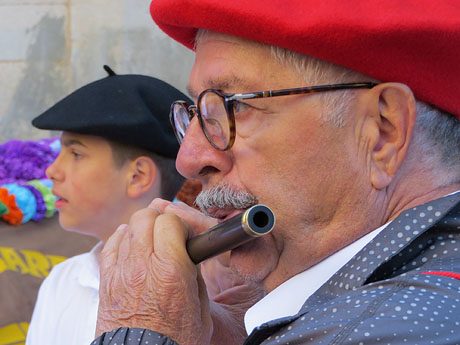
[232,101,251,114]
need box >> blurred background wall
[0,0,194,142]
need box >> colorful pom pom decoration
[0,200,8,216]
[0,137,59,226]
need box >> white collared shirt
[26,242,102,345]
[244,223,389,335]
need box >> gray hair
[195,184,258,215]
[269,46,371,127]
[411,102,460,177]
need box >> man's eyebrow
[186,85,198,100]
[61,138,87,148]
[186,76,253,100]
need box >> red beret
[150,0,460,119]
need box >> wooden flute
[186,204,275,264]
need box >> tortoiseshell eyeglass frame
[170,82,379,151]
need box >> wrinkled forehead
[194,30,274,70]
[189,32,305,97]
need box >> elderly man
[91,1,460,345]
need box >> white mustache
[195,184,258,215]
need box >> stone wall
[0,0,194,141]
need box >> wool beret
[150,0,460,118]
[32,68,192,158]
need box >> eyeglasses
[170,82,378,151]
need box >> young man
[25,68,190,345]
[91,1,460,345]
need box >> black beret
[32,68,192,158]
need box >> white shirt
[26,242,102,345]
[244,223,389,335]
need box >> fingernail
[147,204,162,213]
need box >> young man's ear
[126,156,157,198]
[365,82,417,190]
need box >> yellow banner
[0,323,28,345]
[0,247,66,278]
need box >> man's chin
[229,238,276,289]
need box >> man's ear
[366,83,417,190]
[126,156,157,198]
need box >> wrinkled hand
[96,206,212,345]
[151,199,265,345]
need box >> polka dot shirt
[92,193,460,345]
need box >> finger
[100,223,128,271]
[165,200,199,214]
[153,213,194,266]
[197,267,212,331]
[127,207,161,257]
[165,202,217,235]
[149,197,171,212]
[215,252,231,266]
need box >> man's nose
[175,116,232,181]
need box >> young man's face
[46,132,131,241]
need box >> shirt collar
[76,241,103,290]
[244,222,389,335]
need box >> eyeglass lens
[172,103,190,142]
[199,91,231,150]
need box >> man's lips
[207,208,245,223]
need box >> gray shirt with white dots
[92,192,460,345]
